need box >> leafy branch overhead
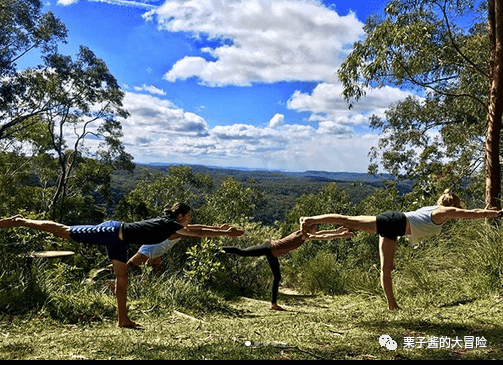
[338,0,502,208]
[0,0,133,221]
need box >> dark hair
[163,202,191,219]
[437,189,462,208]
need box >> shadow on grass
[0,343,35,359]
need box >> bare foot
[270,303,287,311]
[118,318,142,329]
[0,215,24,228]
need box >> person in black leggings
[223,226,353,311]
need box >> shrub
[295,249,346,295]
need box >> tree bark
[485,0,503,209]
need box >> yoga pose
[128,224,235,274]
[0,203,244,328]
[300,190,502,310]
[223,225,354,311]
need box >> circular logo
[379,335,397,351]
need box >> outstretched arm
[300,215,337,228]
[177,225,245,238]
[305,227,355,240]
[185,223,232,230]
[432,206,501,225]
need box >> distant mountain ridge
[286,170,395,183]
[141,162,398,185]
[126,162,412,225]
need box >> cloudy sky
[43,0,414,173]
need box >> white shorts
[138,238,180,259]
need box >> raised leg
[0,215,24,228]
[0,216,71,239]
[300,214,377,234]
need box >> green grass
[2,219,503,359]
[1,290,502,360]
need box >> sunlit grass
[1,290,502,360]
[1,219,503,359]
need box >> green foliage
[295,249,346,295]
[126,266,231,316]
[339,0,488,193]
[198,176,263,225]
[116,165,213,222]
[184,238,225,287]
[0,0,68,139]
[286,182,356,229]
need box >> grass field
[1,288,502,360]
[2,220,503,359]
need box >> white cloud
[54,0,407,172]
[287,82,415,131]
[57,0,158,8]
[133,84,167,95]
[120,92,210,147]
[268,113,285,127]
[57,0,78,4]
[116,91,379,172]
[145,0,364,86]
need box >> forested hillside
[112,163,411,225]
[2,0,503,359]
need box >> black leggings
[223,242,281,304]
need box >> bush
[128,269,231,316]
[295,249,346,295]
[392,219,503,307]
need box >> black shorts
[376,211,407,240]
[68,221,128,263]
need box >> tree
[339,0,502,208]
[1,0,133,221]
[116,166,213,222]
[287,182,355,228]
[486,0,503,208]
[0,0,67,139]
[36,47,133,219]
[199,176,263,225]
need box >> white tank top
[138,237,181,259]
[404,206,443,244]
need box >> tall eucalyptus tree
[339,0,503,208]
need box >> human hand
[299,217,312,232]
[227,227,245,237]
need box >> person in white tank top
[404,206,443,244]
[299,190,502,311]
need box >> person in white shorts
[127,224,237,274]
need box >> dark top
[121,216,183,245]
[269,230,306,258]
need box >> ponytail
[437,189,462,208]
[163,202,191,219]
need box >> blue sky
[41,0,413,173]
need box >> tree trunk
[485,0,503,209]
